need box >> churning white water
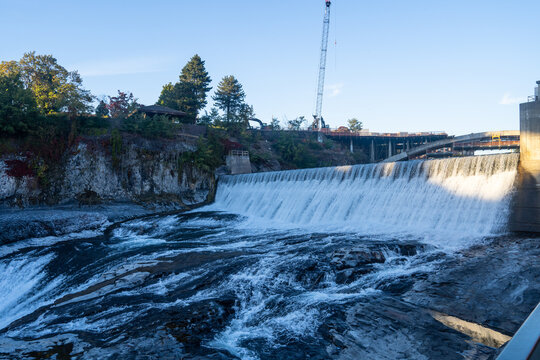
[211,154,519,238]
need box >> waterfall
[210,154,519,237]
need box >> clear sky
[1,0,538,134]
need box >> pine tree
[95,100,109,117]
[157,83,176,109]
[180,54,212,112]
[212,75,246,123]
[157,55,211,123]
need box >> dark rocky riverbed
[0,210,537,359]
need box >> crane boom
[313,0,332,137]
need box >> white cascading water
[210,154,519,238]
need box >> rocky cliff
[0,135,215,208]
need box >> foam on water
[210,154,519,244]
[0,253,63,330]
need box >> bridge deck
[383,131,520,162]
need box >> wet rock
[331,248,386,270]
[330,247,387,283]
[320,297,496,360]
[403,236,540,335]
[165,298,236,350]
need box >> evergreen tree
[238,103,255,128]
[198,107,221,126]
[157,54,211,123]
[95,100,109,117]
[212,75,246,123]
[179,54,212,112]
[173,81,199,120]
[157,83,176,109]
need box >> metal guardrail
[454,140,520,149]
[497,303,540,360]
[383,130,520,162]
[317,129,448,138]
[229,150,249,157]
[254,127,449,138]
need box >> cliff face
[0,135,215,207]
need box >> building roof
[137,105,187,117]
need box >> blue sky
[1,0,538,134]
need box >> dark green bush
[122,114,180,138]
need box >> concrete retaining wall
[226,154,252,175]
[510,101,540,233]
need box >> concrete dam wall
[210,154,519,242]
[510,100,540,233]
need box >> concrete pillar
[388,140,392,158]
[350,138,354,153]
[370,140,375,163]
[510,100,540,233]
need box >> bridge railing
[454,140,520,149]
[305,129,448,138]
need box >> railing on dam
[229,150,250,158]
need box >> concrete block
[226,154,252,175]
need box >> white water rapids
[0,153,530,360]
[210,154,519,241]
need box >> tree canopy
[95,100,109,117]
[287,116,306,130]
[1,52,93,115]
[212,75,246,123]
[157,54,211,123]
[106,91,138,118]
[347,118,363,132]
[0,70,38,135]
[179,54,212,110]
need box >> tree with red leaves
[106,91,138,118]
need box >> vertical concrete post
[510,99,540,232]
[388,140,392,158]
[350,138,354,153]
[370,140,375,163]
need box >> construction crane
[313,0,332,142]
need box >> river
[1,153,538,359]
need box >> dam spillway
[211,153,520,240]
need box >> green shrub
[178,136,225,173]
[273,132,317,169]
[122,114,180,138]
